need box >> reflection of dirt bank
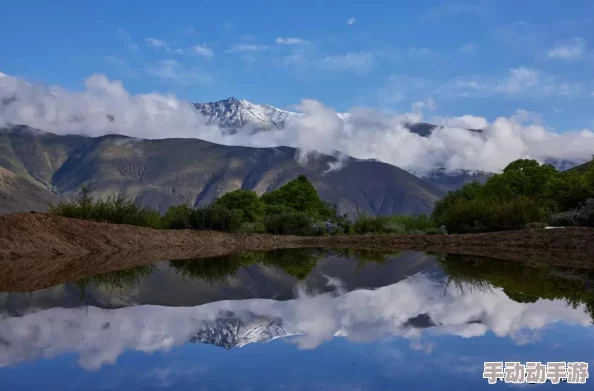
[1,212,594,292]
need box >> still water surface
[0,249,593,390]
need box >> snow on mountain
[193,97,297,133]
[187,311,292,349]
[193,97,443,138]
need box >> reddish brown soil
[1,212,594,292]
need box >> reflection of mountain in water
[0,249,437,315]
[0,265,592,371]
[188,311,290,349]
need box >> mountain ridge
[0,126,445,216]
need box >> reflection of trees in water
[333,249,400,275]
[169,248,402,283]
[74,265,155,301]
[438,253,594,322]
[169,249,324,283]
[71,249,405,298]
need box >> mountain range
[0,97,492,216]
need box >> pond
[0,249,593,390]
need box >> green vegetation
[52,158,594,236]
[432,157,594,233]
[438,254,594,321]
[169,248,401,282]
[50,175,353,235]
[74,265,154,300]
[49,184,162,228]
[352,213,443,235]
[169,249,325,282]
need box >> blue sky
[2,327,593,390]
[1,0,594,132]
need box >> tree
[213,189,264,223]
[481,159,558,201]
[261,175,334,220]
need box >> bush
[188,205,244,232]
[49,187,162,228]
[264,211,314,235]
[162,204,193,229]
[549,198,594,227]
[386,215,435,231]
[435,196,543,234]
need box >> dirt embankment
[2,212,594,292]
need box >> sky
[1,0,594,173]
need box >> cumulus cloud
[275,37,309,45]
[0,273,589,370]
[2,74,594,175]
[346,17,357,25]
[547,37,587,61]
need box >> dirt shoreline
[2,212,594,292]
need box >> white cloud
[145,37,168,50]
[146,60,212,85]
[432,115,489,130]
[192,44,214,59]
[226,43,268,53]
[459,43,476,53]
[315,52,374,74]
[275,37,310,45]
[2,74,594,175]
[0,273,589,370]
[547,37,587,61]
[445,67,581,98]
[346,17,357,25]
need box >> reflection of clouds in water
[0,274,590,370]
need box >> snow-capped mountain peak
[192,97,444,138]
[193,97,297,132]
[187,311,291,349]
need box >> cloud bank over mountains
[1,73,594,175]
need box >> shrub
[49,187,162,228]
[549,198,594,227]
[264,211,313,235]
[386,215,435,231]
[435,196,543,233]
[352,215,390,234]
[188,205,244,232]
[162,204,193,229]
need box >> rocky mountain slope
[0,166,61,214]
[0,126,444,216]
